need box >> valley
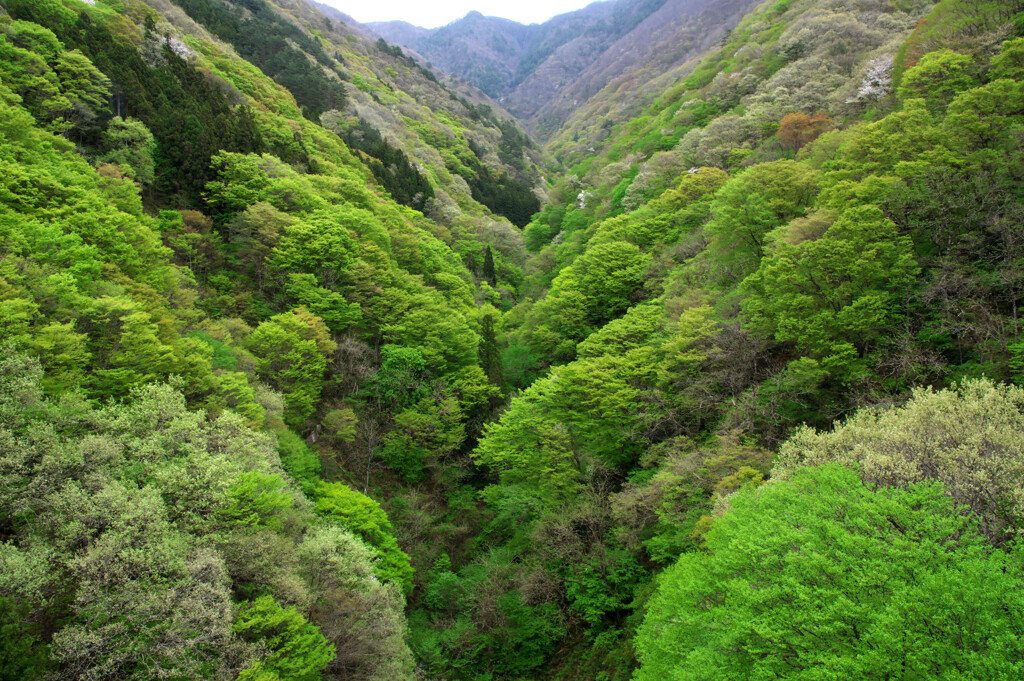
[1,0,1024,679]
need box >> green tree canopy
[742,204,919,382]
[98,116,156,185]
[248,308,335,427]
[636,465,1024,681]
[234,595,335,681]
[774,378,1024,545]
[898,49,976,113]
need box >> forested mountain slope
[162,0,543,226]
[476,0,1024,675]
[514,0,756,136]
[371,0,756,137]
[370,0,663,105]
[0,0,517,677]
[2,0,1024,679]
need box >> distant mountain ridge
[369,0,758,137]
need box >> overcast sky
[320,0,601,29]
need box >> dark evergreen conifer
[483,246,497,286]
[479,313,503,386]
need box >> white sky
[321,0,601,29]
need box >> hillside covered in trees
[2,0,1024,679]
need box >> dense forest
[1,0,1024,679]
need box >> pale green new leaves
[473,380,582,500]
[315,482,415,592]
[577,303,665,358]
[204,152,273,217]
[98,116,156,185]
[249,308,336,427]
[774,378,1024,545]
[704,161,819,284]
[47,483,236,680]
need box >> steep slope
[370,0,691,134]
[422,0,1024,678]
[511,0,758,136]
[374,11,535,99]
[0,0,523,677]
[155,0,542,228]
[4,0,1024,679]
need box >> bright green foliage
[991,37,1024,80]
[660,167,729,208]
[941,77,1024,156]
[515,237,650,364]
[379,293,480,373]
[284,273,361,332]
[86,297,179,396]
[651,305,726,432]
[573,240,651,322]
[475,350,653,496]
[205,152,273,218]
[276,429,322,496]
[234,596,335,681]
[898,49,976,112]
[220,472,293,530]
[742,205,919,381]
[550,356,651,467]
[0,77,203,400]
[635,465,1024,681]
[248,308,335,427]
[656,306,720,387]
[0,20,110,135]
[272,210,358,278]
[3,0,261,202]
[733,160,819,221]
[98,116,157,185]
[523,203,566,251]
[577,303,664,358]
[704,185,776,283]
[315,482,396,546]
[315,482,414,592]
[705,161,818,284]
[3,0,76,34]
[775,378,1024,545]
[475,389,580,499]
[4,0,1024,678]
[212,370,266,427]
